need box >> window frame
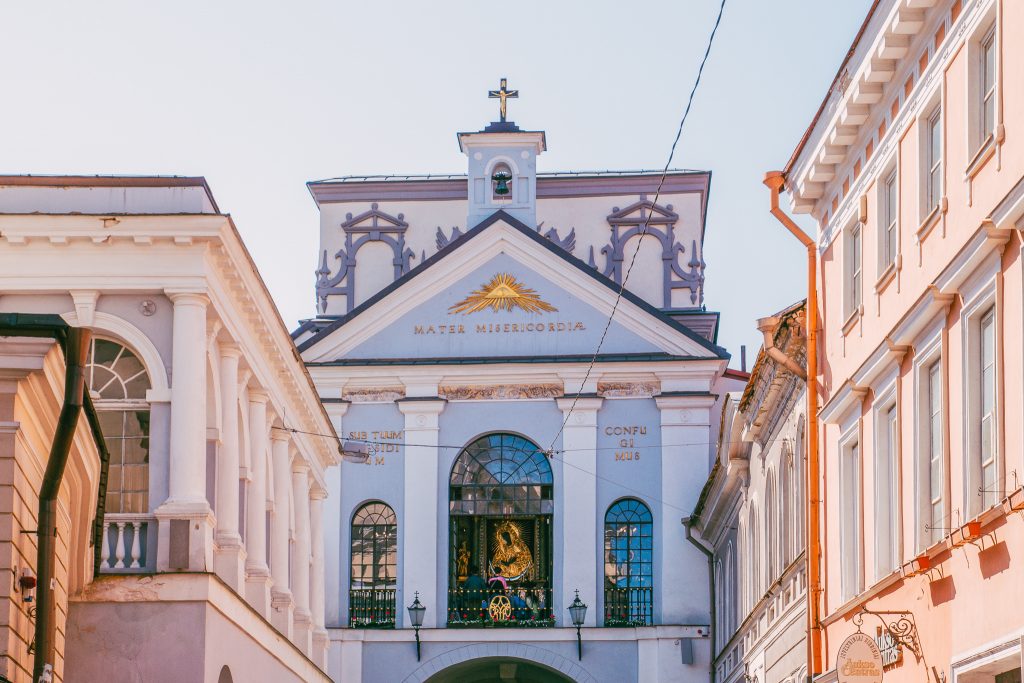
[844,221,864,324]
[914,328,946,553]
[924,105,943,214]
[872,391,900,582]
[839,427,863,602]
[879,168,899,273]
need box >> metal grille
[449,434,553,516]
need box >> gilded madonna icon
[488,520,533,580]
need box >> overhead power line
[546,0,729,455]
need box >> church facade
[297,96,744,682]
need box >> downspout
[681,516,715,683]
[756,316,807,380]
[33,327,91,682]
[763,171,822,679]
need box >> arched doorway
[448,434,553,627]
[425,658,573,683]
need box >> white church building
[296,88,744,682]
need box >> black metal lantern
[407,592,426,661]
[568,589,588,660]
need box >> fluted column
[291,462,313,654]
[269,429,294,638]
[245,389,273,615]
[155,291,214,573]
[310,489,329,668]
[214,343,246,590]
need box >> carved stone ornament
[439,384,563,401]
[315,203,416,313]
[341,387,406,403]
[597,381,660,398]
[588,197,705,308]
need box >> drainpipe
[34,326,90,682]
[681,516,715,683]
[756,316,807,380]
[763,171,822,679]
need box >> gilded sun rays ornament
[448,273,557,315]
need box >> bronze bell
[492,171,512,196]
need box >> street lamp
[407,592,426,661]
[568,589,588,661]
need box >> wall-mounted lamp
[407,592,426,661]
[18,567,36,603]
[568,589,588,661]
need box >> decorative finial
[488,77,519,123]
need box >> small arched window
[604,498,653,625]
[349,501,397,627]
[89,338,151,514]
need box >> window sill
[916,199,945,243]
[841,307,862,337]
[874,261,898,295]
[966,135,996,180]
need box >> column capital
[269,427,291,443]
[655,393,717,425]
[555,396,604,415]
[219,341,243,359]
[248,387,270,405]
[396,397,447,416]
[291,457,311,475]
[322,398,350,418]
[310,486,328,501]
[165,290,210,307]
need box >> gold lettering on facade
[605,424,649,464]
[346,429,403,466]
[415,321,586,335]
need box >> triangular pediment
[298,211,726,363]
[606,199,679,226]
[341,203,408,233]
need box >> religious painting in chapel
[447,433,554,627]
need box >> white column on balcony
[310,488,329,668]
[269,428,294,638]
[398,395,445,629]
[245,388,273,615]
[556,394,602,627]
[656,394,716,625]
[214,343,246,590]
[291,461,313,654]
[156,291,214,573]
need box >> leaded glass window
[604,498,653,625]
[350,502,397,589]
[449,434,553,516]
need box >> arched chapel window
[603,498,653,626]
[349,501,397,627]
[88,338,151,514]
[448,434,554,626]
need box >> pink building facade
[784,1,1024,681]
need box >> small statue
[457,541,470,581]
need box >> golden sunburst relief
[448,273,558,315]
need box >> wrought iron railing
[349,588,396,628]
[604,586,653,626]
[447,587,554,627]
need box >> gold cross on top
[488,78,518,123]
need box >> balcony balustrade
[99,513,154,573]
[447,587,554,627]
[349,588,397,628]
[603,586,653,626]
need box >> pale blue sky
[0,0,871,366]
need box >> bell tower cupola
[458,78,546,229]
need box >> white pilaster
[556,395,602,627]
[656,394,715,625]
[245,388,273,615]
[291,462,313,655]
[310,489,329,668]
[270,429,294,638]
[214,343,246,590]
[397,397,446,629]
[156,291,214,573]
[323,401,348,628]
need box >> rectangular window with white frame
[924,106,942,215]
[980,28,996,146]
[874,400,899,580]
[977,306,997,512]
[880,169,898,273]
[845,223,863,322]
[916,354,945,551]
[840,433,862,601]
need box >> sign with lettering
[837,632,884,683]
[875,630,902,669]
[604,425,649,463]
[346,430,403,466]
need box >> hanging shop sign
[875,629,902,669]
[837,632,884,683]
